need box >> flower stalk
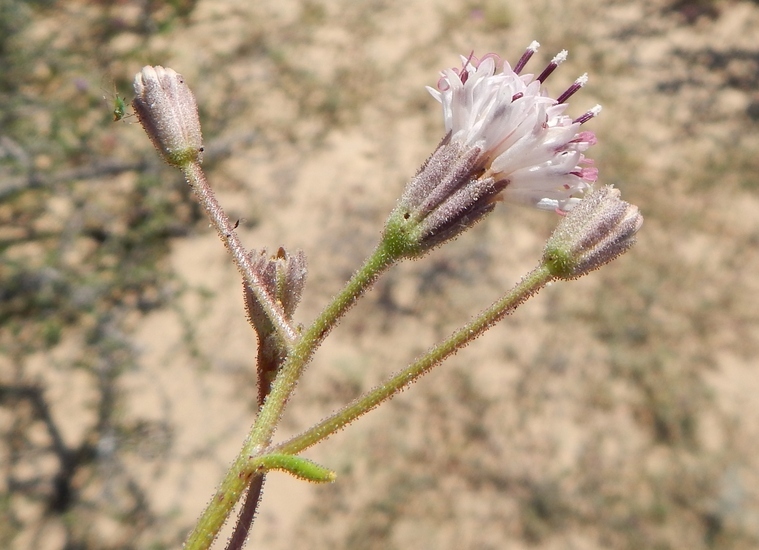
[275,188,643,456]
[182,162,299,345]
[273,262,555,457]
[131,66,299,346]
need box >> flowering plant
[129,43,641,550]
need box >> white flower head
[427,42,600,212]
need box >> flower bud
[243,248,307,404]
[543,186,643,279]
[245,247,307,323]
[132,66,204,167]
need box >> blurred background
[2,0,759,548]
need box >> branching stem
[183,260,553,549]
[184,239,399,549]
[274,264,553,456]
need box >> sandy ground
[4,0,759,548]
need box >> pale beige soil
[4,0,759,549]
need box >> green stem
[182,162,298,346]
[182,453,276,550]
[184,239,399,550]
[273,263,554,456]
[249,238,398,445]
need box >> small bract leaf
[258,453,336,484]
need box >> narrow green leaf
[258,453,336,483]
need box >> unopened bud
[543,186,643,279]
[132,66,204,167]
[243,248,307,404]
[245,247,307,325]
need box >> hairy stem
[182,162,298,346]
[274,263,554,456]
[224,474,265,550]
[184,239,399,549]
